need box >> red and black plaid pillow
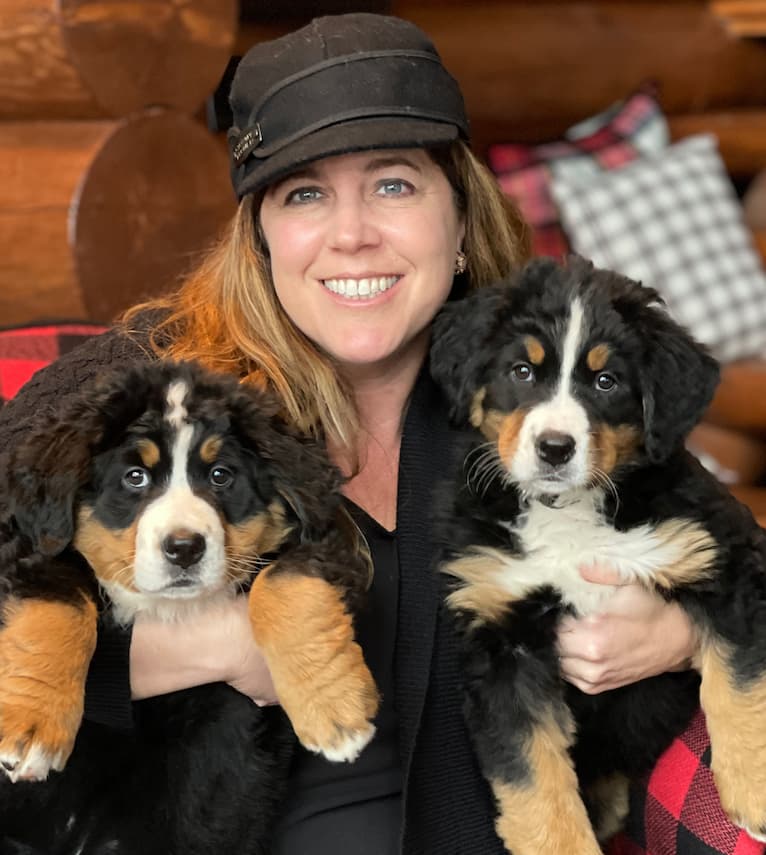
[0,323,107,405]
[487,89,669,258]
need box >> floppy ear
[271,436,344,541]
[7,402,106,556]
[430,284,511,423]
[6,364,155,556]
[639,309,720,464]
[228,384,344,540]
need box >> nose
[536,431,576,467]
[327,195,380,253]
[162,530,206,570]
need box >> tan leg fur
[0,596,97,781]
[248,569,379,763]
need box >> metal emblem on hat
[230,125,263,166]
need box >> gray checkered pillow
[551,134,766,362]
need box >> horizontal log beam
[0,111,235,326]
[0,0,237,118]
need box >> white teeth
[322,276,399,299]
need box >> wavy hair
[122,141,531,455]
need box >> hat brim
[232,116,461,199]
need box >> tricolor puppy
[0,360,378,855]
[430,256,766,855]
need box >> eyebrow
[363,155,423,174]
[276,155,423,187]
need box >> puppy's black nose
[536,431,576,466]
[162,531,206,569]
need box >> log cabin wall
[237,0,766,178]
[3,0,766,326]
[0,0,239,327]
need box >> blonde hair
[122,140,531,453]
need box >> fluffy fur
[430,256,766,854]
[0,360,378,855]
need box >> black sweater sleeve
[0,326,155,730]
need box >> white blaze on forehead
[558,297,585,401]
[165,380,189,428]
[508,295,592,491]
[129,408,227,603]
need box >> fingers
[577,561,630,586]
[558,617,625,694]
[559,652,628,695]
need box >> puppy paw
[249,572,380,763]
[286,640,379,762]
[0,692,81,782]
[0,597,96,781]
[717,787,766,844]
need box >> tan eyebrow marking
[136,439,160,468]
[524,336,545,365]
[199,435,223,464]
[587,343,611,372]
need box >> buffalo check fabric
[551,134,766,362]
[487,90,669,258]
[0,323,107,404]
[609,709,764,855]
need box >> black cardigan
[0,327,506,855]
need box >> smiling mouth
[321,275,400,299]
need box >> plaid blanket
[0,322,107,405]
[0,324,762,855]
[610,709,763,855]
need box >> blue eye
[511,362,535,383]
[375,179,413,197]
[285,187,322,205]
[123,468,150,490]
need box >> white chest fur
[486,491,696,617]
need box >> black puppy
[0,360,378,855]
[430,256,766,854]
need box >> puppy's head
[431,256,719,498]
[9,361,343,619]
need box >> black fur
[430,256,766,848]
[0,360,372,855]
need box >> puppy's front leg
[0,591,97,781]
[247,549,379,763]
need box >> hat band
[228,49,469,167]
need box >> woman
[0,12,702,854]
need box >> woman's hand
[557,563,699,694]
[130,594,277,706]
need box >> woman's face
[259,148,465,375]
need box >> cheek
[590,424,642,475]
[268,222,321,277]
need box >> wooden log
[706,358,766,435]
[0,110,236,326]
[712,0,766,36]
[668,110,766,178]
[380,1,766,157]
[0,0,238,118]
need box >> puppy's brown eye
[595,372,617,392]
[511,362,534,382]
[209,466,234,489]
[123,468,150,490]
